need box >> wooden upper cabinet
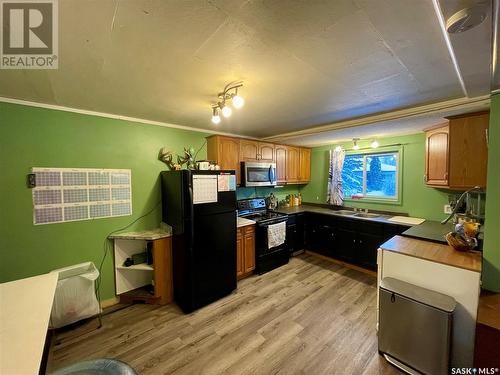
[425,125,449,186]
[275,145,287,184]
[240,140,275,162]
[286,146,300,183]
[448,112,489,189]
[299,148,311,183]
[206,136,309,186]
[206,136,241,185]
[425,111,489,189]
[259,142,275,162]
[240,139,259,161]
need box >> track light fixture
[352,138,360,150]
[210,81,244,124]
[211,107,221,124]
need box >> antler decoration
[158,147,196,170]
[158,148,177,170]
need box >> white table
[0,273,58,375]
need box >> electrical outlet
[444,204,452,214]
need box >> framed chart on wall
[31,167,132,225]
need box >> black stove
[237,198,289,274]
[243,211,287,223]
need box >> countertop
[274,205,417,226]
[478,290,500,330]
[402,220,454,244]
[1,273,58,375]
[380,235,482,273]
[109,225,172,240]
[237,217,256,228]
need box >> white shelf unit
[114,239,153,295]
[116,264,153,271]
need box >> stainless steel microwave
[241,162,277,187]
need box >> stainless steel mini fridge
[378,277,456,375]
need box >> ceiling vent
[446,3,488,33]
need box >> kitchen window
[342,151,400,201]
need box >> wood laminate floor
[49,254,402,375]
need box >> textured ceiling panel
[0,0,491,138]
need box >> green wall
[300,133,451,221]
[483,94,500,292]
[0,102,209,300]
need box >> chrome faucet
[441,186,484,224]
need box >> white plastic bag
[50,262,101,328]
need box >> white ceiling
[0,0,495,144]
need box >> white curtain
[326,148,346,206]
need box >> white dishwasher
[378,277,456,375]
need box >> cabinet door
[305,220,321,252]
[236,228,244,277]
[318,224,336,257]
[425,126,449,186]
[275,145,287,184]
[299,148,311,183]
[356,232,384,270]
[286,146,300,183]
[240,140,259,161]
[258,142,275,162]
[286,223,297,255]
[332,227,356,263]
[243,226,255,273]
[448,112,489,188]
[295,214,305,251]
[210,136,241,185]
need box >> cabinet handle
[444,172,448,180]
[485,129,489,148]
[423,174,428,183]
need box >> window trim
[342,146,403,205]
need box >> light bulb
[232,95,245,109]
[334,146,342,152]
[221,105,232,118]
[353,144,360,150]
[371,140,379,148]
[211,114,221,124]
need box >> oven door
[242,162,277,187]
[255,218,288,256]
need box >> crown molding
[264,95,491,142]
[0,96,253,139]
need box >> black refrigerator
[160,170,237,313]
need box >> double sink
[333,210,381,219]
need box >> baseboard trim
[100,296,120,309]
[305,250,377,277]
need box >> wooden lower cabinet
[113,236,173,305]
[237,224,255,279]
